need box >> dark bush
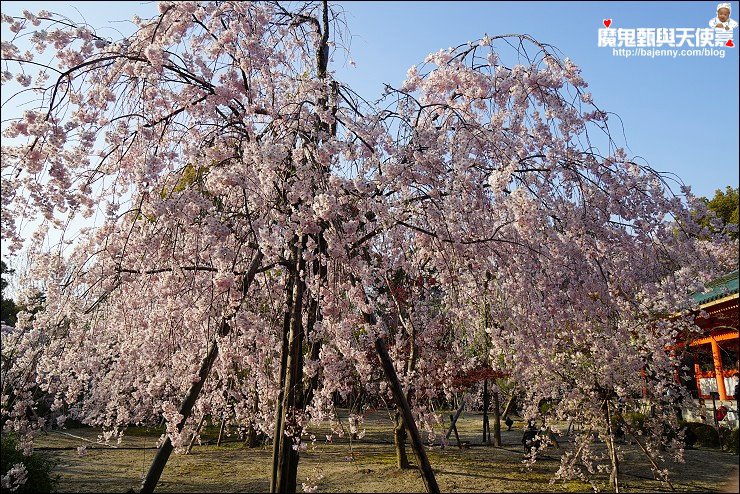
[681,422,720,448]
[0,434,57,493]
[621,412,646,431]
[720,427,738,455]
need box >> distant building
[681,270,739,401]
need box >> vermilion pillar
[711,338,727,400]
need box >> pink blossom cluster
[1,3,736,486]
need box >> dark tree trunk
[141,251,262,493]
[376,338,440,494]
[271,237,307,494]
[492,389,502,447]
[483,379,490,443]
[246,390,259,448]
[140,332,222,493]
[393,411,410,469]
[270,3,333,490]
[246,423,258,448]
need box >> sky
[1,1,737,197]
[0,0,738,277]
[337,1,740,199]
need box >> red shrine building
[682,270,739,401]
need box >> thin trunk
[141,250,262,493]
[270,248,297,494]
[483,379,489,444]
[140,328,222,493]
[604,400,620,493]
[216,414,226,447]
[492,389,502,447]
[376,338,440,494]
[246,390,259,448]
[186,414,207,454]
[393,411,410,469]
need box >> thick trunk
[302,232,327,409]
[246,423,258,448]
[271,237,307,494]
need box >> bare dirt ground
[34,410,739,493]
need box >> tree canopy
[700,186,739,240]
[1,2,736,492]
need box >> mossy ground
[34,410,739,492]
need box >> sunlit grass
[34,410,738,492]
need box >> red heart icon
[603,19,612,28]
[726,39,735,47]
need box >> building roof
[691,270,739,306]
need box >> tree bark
[141,250,262,493]
[492,389,502,447]
[140,330,222,493]
[376,338,440,494]
[604,400,620,493]
[483,379,490,443]
[393,411,410,469]
[271,236,307,494]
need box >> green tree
[1,260,18,326]
[700,186,739,240]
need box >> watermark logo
[598,3,736,58]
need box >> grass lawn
[33,410,739,493]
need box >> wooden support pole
[216,414,226,447]
[445,400,466,442]
[186,415,207,454]
[604,400,620,493]
[376,338,440,494]
[449,415,462,449]
[619,418,675,492]
[141,251,262,493]
[501,392,516,419]
[141,335,221,493]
